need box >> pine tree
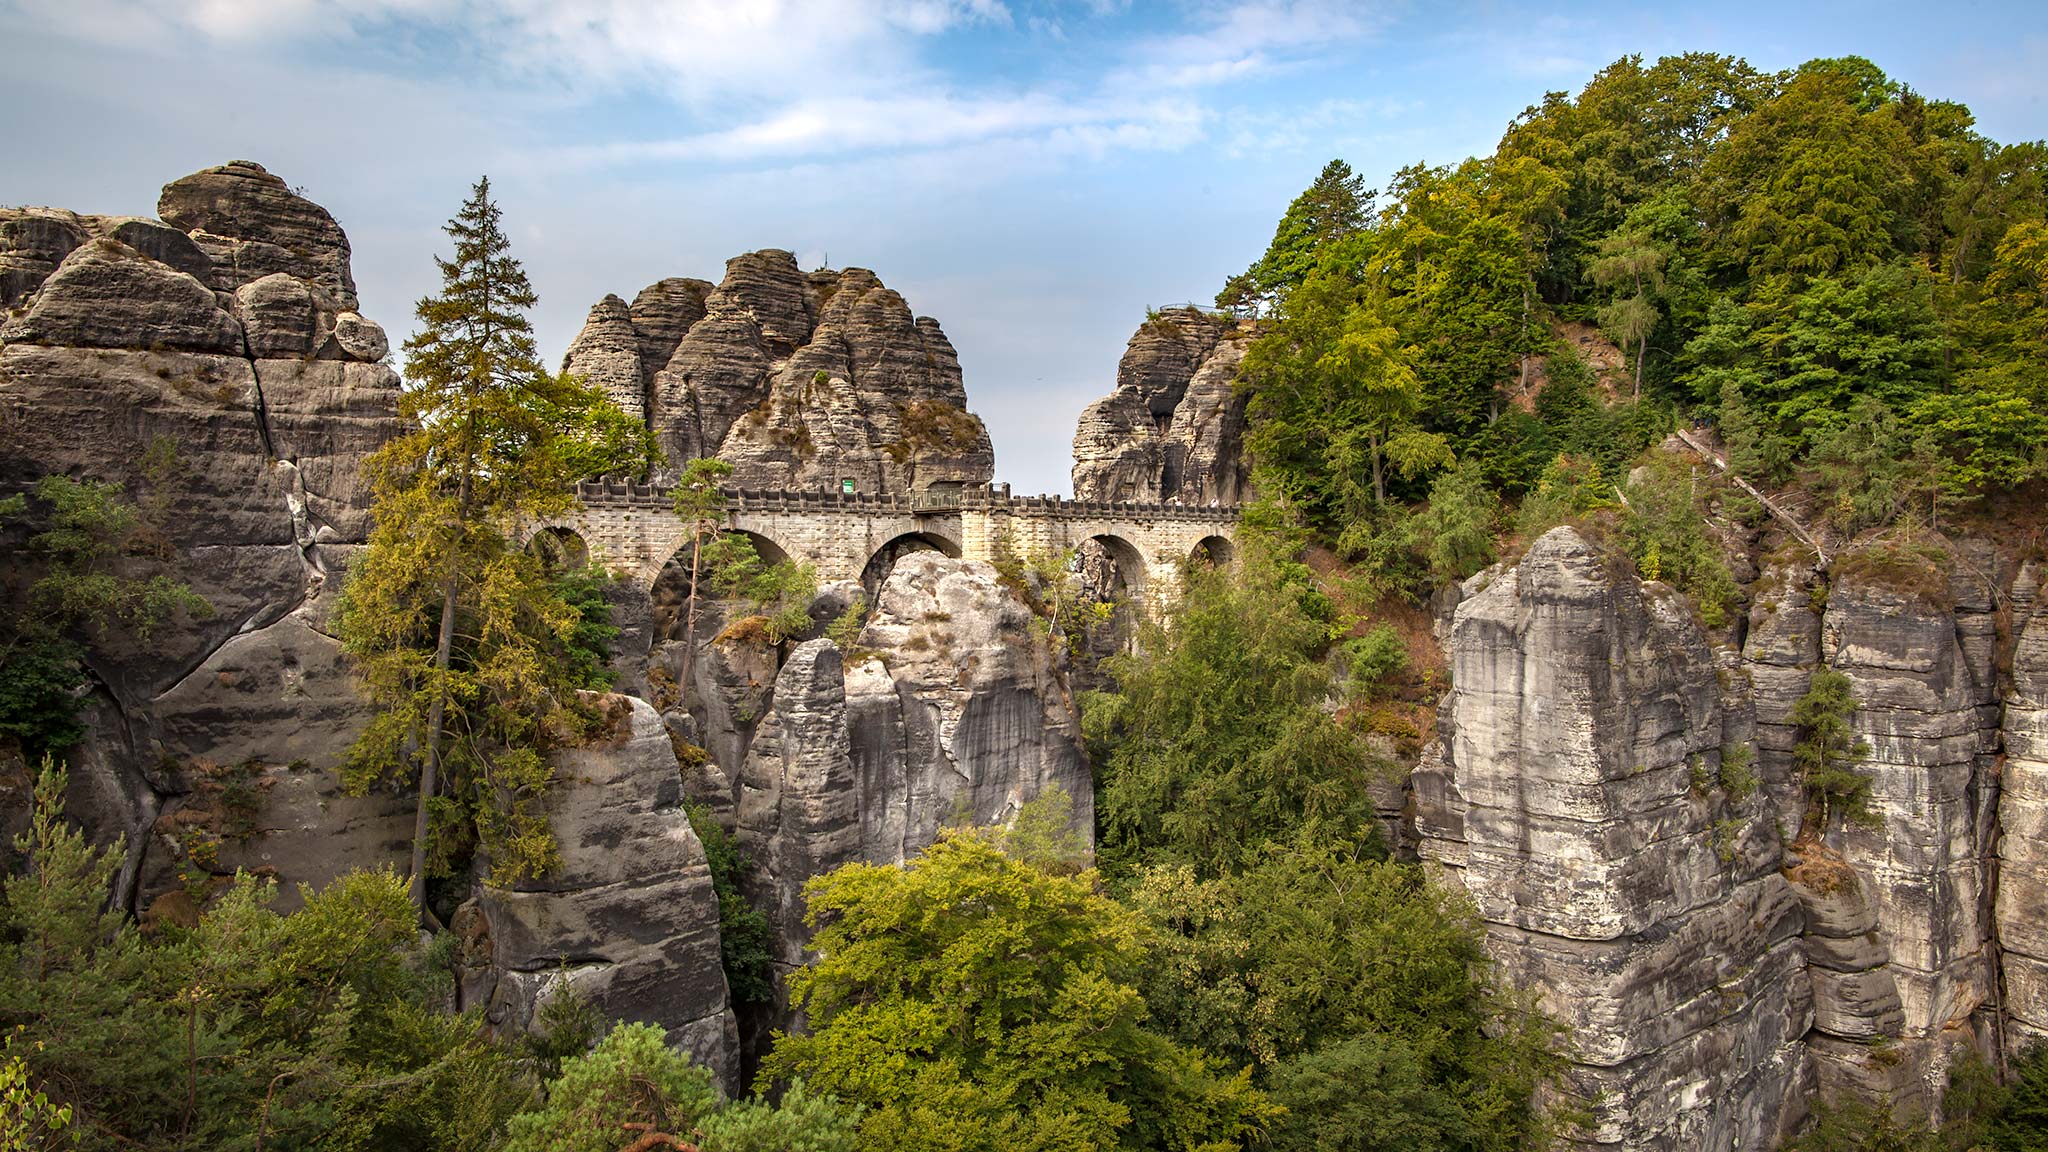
[1792,668,1877,834]
[335,177,653,915]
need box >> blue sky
[3,1,2044,494]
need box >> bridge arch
[861,530,963,597]
[1189,534,1235,568]
[1079,533,1147,606]
[526,526,591,573]
[647,528,798,642]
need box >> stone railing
[571,479,1242,523]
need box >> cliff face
[1420,529,1811,1150]
[0,162,409,910]
[1413,526,2028,1148]
[1070,306,1252,504]
[564,253,995,492]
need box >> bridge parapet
[572,479,1242,524]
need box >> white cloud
[1,0,1377,171]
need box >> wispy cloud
[3,0,1383,170]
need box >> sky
[3,1,2045,495]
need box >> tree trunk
[1371,440,1386,506]
[1635,332,1646,398]
[410,569,459,918]
[677,525,705,705]
[410,453,472,922]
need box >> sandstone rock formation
[1071,306,1252,504]
[1417,528,1811,1150]
[844,551,1092,865]
[564,252,993,492]
[1407,515,2048,1147]
[0,163,404,910]
[473,695,738,1087]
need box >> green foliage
[0,479,211,761]
[0,758,534,1149]
[825,593,870,653]
[1616,454,1741,627]
[1409,459,1500,584]
[1235,159,1374,307]
[1719,744,1759,803]
[695,1081,863,1152]
[1792,669,1877,833]
[504,1021,716,1152]
[684,803,775,1006]
[548,564,620,690]
[1125,836,1564,1152]
[1,1048,74,1150]
[1240,263,1449,528]
[1340,626,1408,701]
[503,1023,856,1152]
[1087,545,1380,879]
[996,784,1092,877]
[335,177,650,894]
[761,832,1278,1152]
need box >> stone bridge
[533,480,1241,613]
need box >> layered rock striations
[470,696,738,1085]
[0,162,407,908]
[1412,520,2041,1147]
[1071,306,1252,504]
[564,252,994,492]
[1418,529,1811,1150]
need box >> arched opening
[1069,534,1146,685]
[527,527,590,573]
[861,531,963,598]
[650,529,795,644]
[1189,535,1235,568]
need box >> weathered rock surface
[736,640,862,973]
[477,695,738,1085]
[1805,547,2000,1105]
[156,160,358,309]
[568,251,993,491]
[2002,563,2048,1045]
[1415,528,1811,1151]
[0,164,400,911]
[845,552,1093,864]
[1071,307,1252,504]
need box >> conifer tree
[336,177,652,915]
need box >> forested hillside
[1226,52,2045,584]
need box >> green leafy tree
[1242,267,1450,524]
[335,177,650,911]
[1409,458,1500,584]
[503,1022,718,1152]
[761,832,1278,1152]
[1239,159,1374,306]
[1792,668,1877,834]
[1126,837,1565,1152]
[1087,545,1378,879]
[0,478,210,762]
[0,759,531,1149]
[684,802,774,1007]
[1588,221,1669,396]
